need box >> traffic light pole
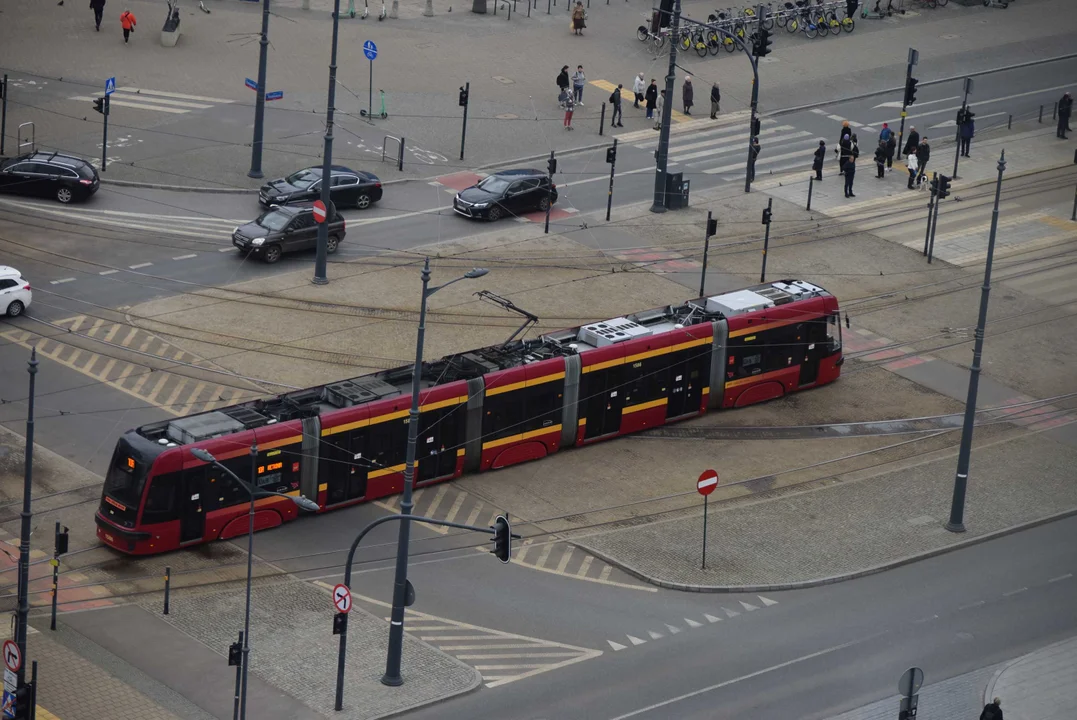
[313,0,344,286]
[922,177,937,257]
[101,95,110,173]
[247,0,271,179]
[700,210,714,297]
[606,139,617,222]
[759,198,772,282]
[459,81,469,161]
[545,151,555,234]
[334,512,513,711]
[1,74,8,156]
[650,0,681,213]
[744,59,760,194]
[16,349,38,689]
[927,180,942,264]
[947,150,1007,534]
[896,48,919,167]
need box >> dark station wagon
[0,151,99,204]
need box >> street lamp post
[189,446,318,720]
[313,0,344,285]
[381,259,488,686]
[650,0,681,213]
[247,0,272,179]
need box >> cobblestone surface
[987,635,1077,720]
[827,663,1004,720]
[139,579,481,719]
[577,431,1077,589]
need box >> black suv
[232,202,347,264]
[453,169,557,221]
[0,151,99,204]
[259,166,383,209]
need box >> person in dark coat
[90,0,106,30]
[609,84,623,128]
[682,76,694,115]
[812,140,826,181]
[1058,92,1072,139]
[748,137,761,183]
[959,108,975,157]
[873,140,886,178]
[885,132,897,171]
[710,83,720,119]
[644,79,658,120]
[979,697,1003,720]
[838,133,852,175]
[843,154,856,198]
[915,137,931,185]
[903,126,920,157]
[556,66,570,104]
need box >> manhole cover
[492,76,515,85]
[495,113,518,119]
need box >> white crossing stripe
[121,87,235,102]
[759,596,779,606]
[740,600,760,612]
[647,630,664,640]
[684,617,703,628]
[69,86,234,116]
[627,635,646,646]
[704,613,722,623]
[608,640,627,651]
[722,607,740,618]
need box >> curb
[982,634,1077,707]
[571,506,1077,594]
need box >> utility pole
[16,348,38,689]
[650,0,681,213]
[700,211,717,297]
[896,48,919,167]
[459,82,470,161]
[953,77,973,179]
[744,7,769,193]
[248,0,272,178]
[545,151,556,234]
[946,150,1006,534]
[313,0,344,285]
[1,74,8,156]
[605,140,617,222]
[759,199,773,282]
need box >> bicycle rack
[18,122,35,156]
[382,135,405,171]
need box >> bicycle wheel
[804,22,818,39]
[814,15,828,36]
[775,10,788,27]
[706,30,721,55]
[841,14,855,31]
[637,25,649,41]
[787,16,799,32]
[680,34,692,51]
[695,34,709,57]
[723,35,737,52]
[654,33,667,50]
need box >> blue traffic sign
[363,40,378,61]
[244,78,258,91]
[265,91,284,102]
[105,77,116,96]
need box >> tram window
[484,394,526,441]
[764,325,800,372]
[142,474,179,523]
[827,313,842,351]
[524,384,563,433]
[368,416,408,471]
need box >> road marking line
[145,373,171,404]
[129,372,151,395]
[424,484,450,519]
[173,349,186,361]
[69,96,191,114]
[740,600,759,612]
[514,538,533,564]
[555,547,575,573]
[82,354,101,375]
[826,114,846,122]
[647,630,664,640]
[606,638,868,720]
[201,384,229,412]
[665,624,681,635]
[460,653,582,659]
[704,614,722,623]
[102,324,121,343]
[97,358,117,380]
[1002,587,1027,597]
[64,348,82,366]
[873,95,960,109]
[121,87,235,103]
[437,644,550,651]
[684,618,702,628]
[179,381,208,416]
[608,640,627,651]
[598,565,612,582]
[534,542,555,570]
[50,278,76,285]
[86,319,105,337]
[703,143,824,175]
[885,83,1075,124]
[722,607,739,618]
[957,600,986,611]
[474,664,548,670]
[120,327,139,348]
[219,248,233,252]
[129,263,152,269]
[443,490,467,525]
[810,108,827,115]
[1049,573,1073,583]
[173,254,198,260]
[162,377,190,410]
[759,596,779,606]
[576,554,594,577]
[108,94,214,109]
[99,269,119,275]
[420,635,496,641]
[627,635,646,646]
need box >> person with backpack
[885,131,897,172]
[873,140,886,179]
[563,93,575,131]
[915,137,931,186]
[812,140,826,181]
[571,65,586,105]
[556,66,570,106]
[710,82,721,119]
[980,697,1003,720]
[838,132,852,175]
[120,8,136,42]
[633,72,646,109]
[609,84,623,128]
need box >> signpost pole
[247,0,271,178]
[312,0,346,286]
[460,81,469,161]
[1,74,8,156]
[695,469,718,570]
[368,59,374,123]
[101,95,110,173]
[15,349,37,689]
[701,495,708,569]
[606,139,617,222]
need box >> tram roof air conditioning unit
[578,317,652,347]
[166,412,246,445]
[324,377,399,408]
[705,289,774,316]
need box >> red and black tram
[96,280,843,555]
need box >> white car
[0,266,32,317]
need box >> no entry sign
[697,469,719,496]
[312,199,328,224]
[333,583,352,614]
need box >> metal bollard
[547,0,550,13]
[164,566,171,614]
[599,103,605,136]
[806,175,814,211]
[1007,114,1012,130]
[398,137,405,172]
[1039,104,1043,123]
[1053,101,1058,120]
[1071,184,1076,222]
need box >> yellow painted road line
[103,323,121,343]
[201,384,228,412]
[162,377,190,411]
[145,373,171,405]
[96,358,117,380]
[576,554,594,578]
[534,542,555,569]
[120,327,139,347]
[67,316,86,332]
[424,485,450,519]
[515,538,533,564]
[63,348,82,366]
[599,565,612,582]
[82,354,100,376]
[86,319,105,337]
[138,336,154,353]
[179,381,208,416]
[464,501,485,528]
[443,489,467,525]
[129,370,151,395]
[36,706,61,720]
[555,547,575,573]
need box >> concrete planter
[161,28,180,47]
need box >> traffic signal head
[93,97,105,115]
[929,174,939,196]
[491,515,511,563]
[937,174,951,199]
[458,86,469,107]
[228,641,243,666]
[706,217,718,237]
[547,156,557,175]
[751,117,762,137]
[762,207,772,225]
[754,27,772,57]
[56,525,69,556]
[332,613,349,635]
[13,683,33,720]
[606,145,617,165]
[904,77,918,107]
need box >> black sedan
[0,151,99,204]
[453,170,557,221]
[259,166,382,209]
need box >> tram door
[179,469,207,544]
[582,365,624,440]
[667,353,706,419]
[798,320,828,386]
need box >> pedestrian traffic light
[754,27,772,57]
[904,77,918,107]
[55,525,69,556]
[228,640,242,666]
[92,97,105,115]
[606,145,617,164]
[955,108,966,126]
[751,117,761,137]
[929,174,939,196]
[332,613,348,635]
[761,207,772,224]
[547,156,557,175]
[937,174,951,199]
[706,216,718,237]
[12,683,33,720]
[491,515,511,563]
[458,86,469,107]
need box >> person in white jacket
[633,73,646,109]
[905,151,919,190]
[654,90,665,130]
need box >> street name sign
[266,90,284,101]
[245,78,258,91]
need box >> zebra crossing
[375,485,653,589]
[628,117,825,181]
[68,86,234,115]
[0,316,258,416]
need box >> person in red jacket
[120,9,136,43]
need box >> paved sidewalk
[986,635,1077,720]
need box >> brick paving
[827,663,1005,720]
[987,635,1077,720]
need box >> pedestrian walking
[645,79,658,120]
[959,108,975,157]
[885,131,897,171]
[838,132,852,175]
[120,8,136,42]
[572,65,586,105]
[654,89,665,130]
[571,1,586,35]
[915,137,930,185]
[633,73,646,109]
[556,65,570,104]
[851,133,861,163]
[902,126,920,157]
[844,155,856,198]
[812,140,826,181]
[878,123,894,169]
[90,0,106,30]
[979,697,1003,720]
[873,140,886,178]
[563,94,575,131]
[710,82,720,119]
[905,150,919,189]
[682,76,694,115]
[609,83,624,127]
[1057,91,1072,139]
[748,137,761,183]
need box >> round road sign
[333,583,352,614]
[697,469,719,496]
[898,666,924,696]
[363,40,378,61]
[312,199,327,224]
[2,640,21,673]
